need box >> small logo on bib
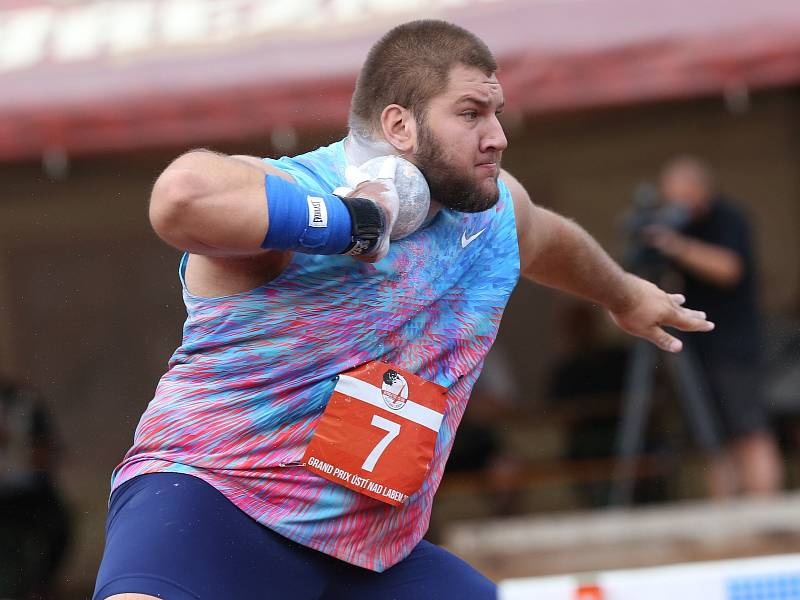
[381,370,408,410]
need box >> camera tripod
[609,337,723,506]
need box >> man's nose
[481,115,508,154]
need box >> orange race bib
[302,362,447,507]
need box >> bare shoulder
[499,168,535,239]
[499,169,530,204]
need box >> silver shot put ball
[358,155,431,240]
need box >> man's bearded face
[413,119,502,213]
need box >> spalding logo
[381,369,408,410]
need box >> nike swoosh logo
[461,228,487,248]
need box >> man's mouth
[476,162,498,175]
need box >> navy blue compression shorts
[93,472,497,599]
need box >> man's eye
[462,111,478,121]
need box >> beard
[413,122,501,213]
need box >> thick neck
[344,131,397,166]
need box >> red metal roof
[1,0,799,161]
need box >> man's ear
[380,105,418,154]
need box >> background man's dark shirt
[677,196,760,362]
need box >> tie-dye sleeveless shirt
[111,140,520,571]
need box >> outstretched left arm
[502,170,714,352]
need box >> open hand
[609,275,714,352]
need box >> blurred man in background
[645,156,783,498]
[0,377,71,599]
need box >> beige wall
[1,153,188,590]
[0,88,798,594]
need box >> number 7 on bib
[302,362,447,506]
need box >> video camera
[622,182,691,278]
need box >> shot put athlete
[93,20,713,600]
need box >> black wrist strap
[339,196,386,256]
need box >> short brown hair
[349,20,497,134]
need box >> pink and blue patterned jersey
[111,140,520,571]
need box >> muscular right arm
[149,149,293,257]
